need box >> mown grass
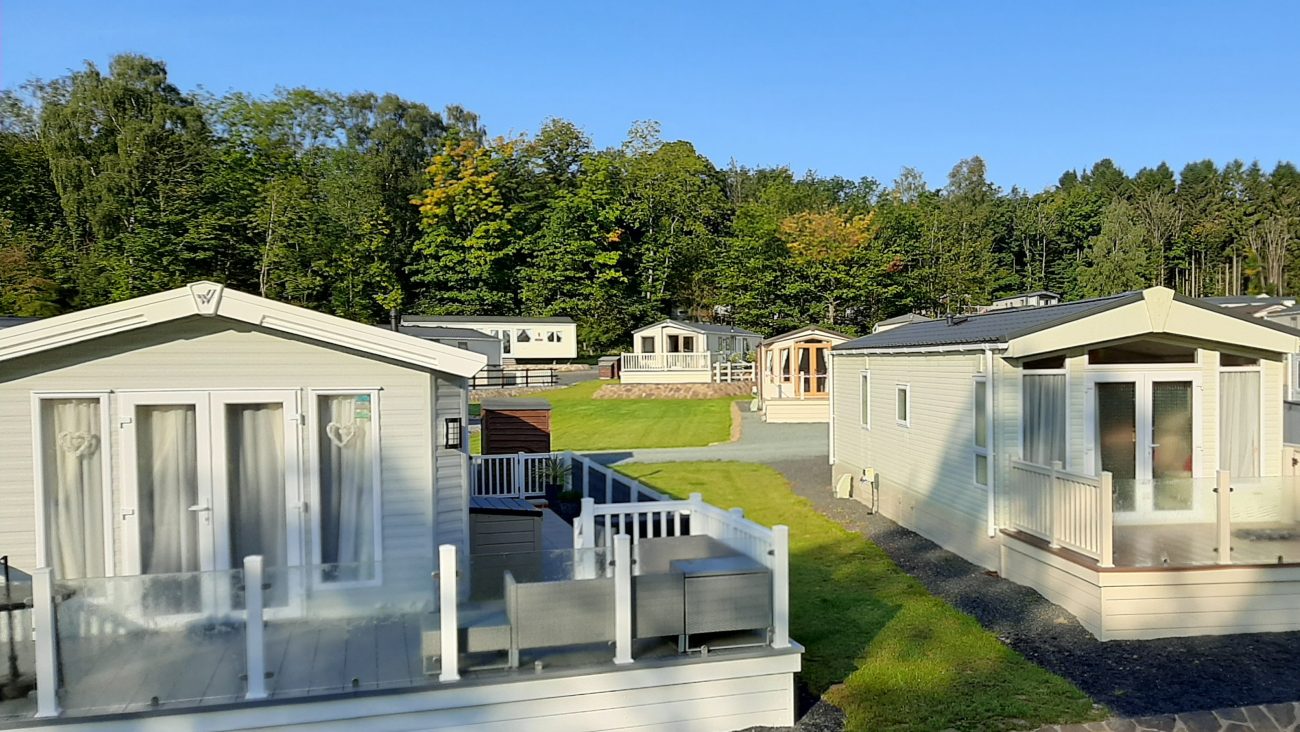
[616,461,1104,732]
[472,380,738,453]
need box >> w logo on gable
[187,282,225,315]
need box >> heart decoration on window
[57,431,100,457]
[325,421,358,448]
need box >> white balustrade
[1007,458,1113,566]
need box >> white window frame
[860,371,871,429]
[1019,366,1070,471]
[31,392,115,577]
[1219,361,1265,479]
[307,388,385,589]
[896,384,911,427]
[973,376,990,487]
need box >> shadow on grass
[617,461,1102,732]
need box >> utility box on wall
[480,398,553,454]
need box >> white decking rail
[1007,459,1114,567]
[620,352,712,371]
[470,453,555,499]
[712,361,755,383]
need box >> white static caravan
[620,320,761,384]
[0,281,483,588]
[398,324,503,367]
[755,326,848,423]
[400,315,577,361]
[0,283,801,730]
[829,287,1300,640]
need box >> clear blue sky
[4,1,1298,192]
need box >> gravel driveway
[768,456,1300,719]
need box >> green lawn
[473,380,738,453]
[616,462,1103,732]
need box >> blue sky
[4,1,1298,192]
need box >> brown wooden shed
[480,397,553,454]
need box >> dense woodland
[2,55,1298,353]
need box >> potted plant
[556,488,585,521]
[540,455,571,507]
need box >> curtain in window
[1023,374,1066,466]
[227,404,286,568]
[137,405,200,576]
[41,399,105,579]
[1220,371,1261,477]
[319,395,375,580]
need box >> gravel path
[767,456,1300,720]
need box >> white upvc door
[119,390,303,619]
[1085,371,1205,525]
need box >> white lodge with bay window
[829,287,1300,640]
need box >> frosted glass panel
[226,403,286,567]
[1152,381,1193,510]
[1097,383,1136,512]
[136,404,201,614]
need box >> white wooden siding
[763,400,829,423]
[0,317,447,572]
[5,649,800,731]
[830,352,997,568]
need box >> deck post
[243,555,268,700]
[613,534,633,664]
[438,544,460,682]
[688,493,706,535]
[1048,461,1062,549]
[1215,469,1233,565]
[1098,471,1115,568]
[513,452,526,499]
[579,497,596,549]
[771,525,791,648]
[31,567,58,718]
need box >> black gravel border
[768,456,1300,720]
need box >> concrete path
[1033,702,1300,731]
[588,401,829,466]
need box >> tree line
[2,55,1298,353]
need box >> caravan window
[37,396,109,579]
[314,392,382,584]
[1022,373,1066,465]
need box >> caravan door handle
[187,504,211,513]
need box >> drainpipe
[985,346,997,538]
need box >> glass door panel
[1151,381,1194,511]
[1096,383,1137,512]
[797,348,812,394]
[224,402,288,608]
[814,346,828,394]
[125,396,213,617]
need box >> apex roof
[0,282,487,378]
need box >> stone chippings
[1032,703,1300,731]
[592,382,754,399]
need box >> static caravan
[829,287,1300,640]
[400,315,577,361]
[755,326,847,423]
[620,320,761,384]
[398,324,503,367]
[0,283,802,730]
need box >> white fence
[620,352,713,371]
[470,453,555,499]
[712,361,755,383]
[1007,459,1114,567]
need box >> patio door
[1088,374,1201,524]
[795,343,830,397]
[120,390,303,618]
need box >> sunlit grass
[472,380,739,453]
[616,461,1104,732]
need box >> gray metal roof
[0,317,40,329]
[1205,295,1296,307]
[835,293,1140,350]
[874,312,933,327]
[398,325,498,341]
[402,314,574,325]
[633,319,761,337]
